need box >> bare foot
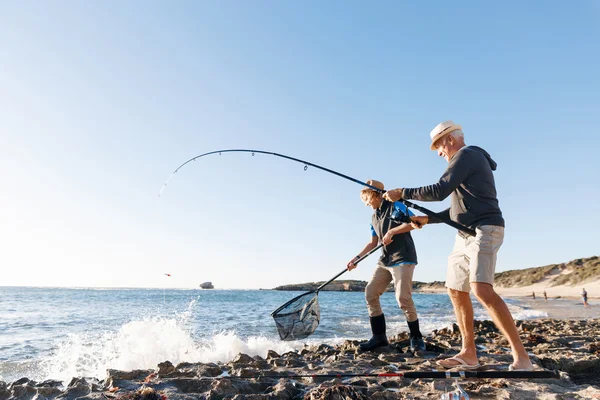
[436,353,480,369]
[509,359,534,371]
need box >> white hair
[450,129,464,139]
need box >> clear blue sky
[1,1,598,289]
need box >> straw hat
[362,179,384,192]
[430,120,462,150]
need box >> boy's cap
[363,180,384,192]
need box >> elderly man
[383,121,533,371]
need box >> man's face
[435,136,453,162]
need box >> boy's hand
[347,257,359,271]
[382,232,394,245]
[410,216,429,229]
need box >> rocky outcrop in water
[200,282,214,289]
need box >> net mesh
[272,292,320,341]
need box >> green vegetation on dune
[550,257,600,287]
[494,264,559,287]
[494,256,599,288]
[273,256,599,291]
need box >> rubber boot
[408,319,426,352]
[359,314,389,351]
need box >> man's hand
[347,256,360,271]
[410,216,429,229]
[383,188,404,202]
[382,232,394,245]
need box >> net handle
[270,243,383,317]
[316,243,383,293]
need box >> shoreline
[2,317,598,399]
[1,293,598,399]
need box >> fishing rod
[159,149,476,236]
[204,370,559,380]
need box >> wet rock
[517,321,536,332]
[366,383,386,396]
[589,342,600,354]
[231,368,261,378]
[114,386,165,400]
[262,379,302,400]
[106,369,155,391]
[268,358,287,368]
[164,362,223,378]
[60,377,93,399]
[369,359,389,367]
[474,319,498,333]
[15,378,33,386]
[35,385,65,398]
[338,340,359,353]
[195,363,224,378]
[377,353,406,364]
[205,379,257,399]
[36,380,63,388]
[304,384,367,400]
[157,361,175,375]
[369,391,400,400]
[451,323,460,334]
[266,350,280,359]
[165,378,214,393]
[9,384,37,400]
[107,370,154,381]
[380,379,402,388]
[284,358,306,368]
[232,353,258,366]
[0,382,8,400]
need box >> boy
[348,180,425,352]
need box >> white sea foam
[40,301,304,383]
[508,303,548,319]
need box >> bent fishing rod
[159,149,476,236]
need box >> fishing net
[271,291,320,341]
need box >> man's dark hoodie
[402,146,505,230]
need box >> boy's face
[366,193,383,209]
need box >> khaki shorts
[446,225,504,293]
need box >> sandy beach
[495,280,600,300]
[418,279,600,299]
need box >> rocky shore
[2,319,599,399]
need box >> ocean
[0,287,547,384]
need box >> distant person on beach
[581,288,589,307]
[347,179,425,352]
[384,120,533,371]
[543,291,547,301]
[532,291,536,300]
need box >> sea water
[0,287,546,383]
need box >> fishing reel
[389,206,413,224]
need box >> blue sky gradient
[1,1,598,288]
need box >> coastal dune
[273,256,600,300]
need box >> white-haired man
[383,121,533,371]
